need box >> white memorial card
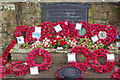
[116,41,120,47]
[17,36,24,45]
[23,62,27,65]
[67,53,76,62]
[30,66,39,75]
[75,23,82,30]
[57,47,63,50]
[107,54,115,61]
[91,35,99,43]
[35,27,41,34]
[54,25,62,33]
[32,32,41,39]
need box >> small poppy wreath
[91,49,115,73]
[69,46,91,70]
[15,25,30,43]
[8,61,30,76]
[111,68,120,79]
[56,64,84,80]
[91,25,114,45]
[26,47,51,71]
[76,21,91,38]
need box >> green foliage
[98,44,104,48]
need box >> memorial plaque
[41,3,91,24]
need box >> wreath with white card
[91,49,115,73]
[15,25,30,43]
[91,25,114,45]
[69,46,91,70]
[75,21,91,38]
[26,26,44,43]
[26,47,51,71]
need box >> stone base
[10,48,119,64]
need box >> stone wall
[0,2,120,55]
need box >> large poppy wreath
[15,25,30,43]
[91,25,115,45]
[91,49,115,73]
[8,61,30,76]
[75,21,91,38]
[2,40,16,66]
[26,47,51,71]
[69,46,91,70]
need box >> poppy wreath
[91,23,101,35]
[107,25,117,43]
[91,25,114,45]
[48,21,69,40]
[1,66,7,79]
[69,22,77,37]
[75,21,91,38]
[8,61,30,76]
[69,46,91,70]
[118,57,120,66]
[91,49,115,73]
[26,26,40,43]
[40,21,53,41]
[111,68,120,80]
[26,47,51,71]
[15,25,30,43]
[56,64,84,80]
[2,40,16,65]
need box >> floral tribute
[51,36,67,48]
[69,46,92,70]
[91,24,115,45]
[111,68,120,80]
[26,47,51,71]
[75,21,91,38]
[8,61,30,76]
[91,49,115,73]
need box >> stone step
[4,63,114,79]
[10,48,119,64]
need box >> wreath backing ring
[8,61,30,76]
[69,46,91,70]
[75,21,91,38]
[56,65,84,80]
[26,47,51,71]
[92,25,114,45]
[15,25,30,43]
[91,49,115,73]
